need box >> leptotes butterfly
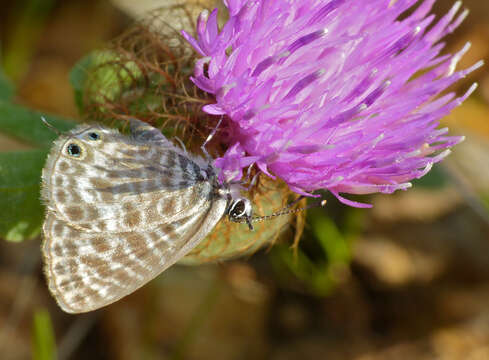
[41,118,252,313]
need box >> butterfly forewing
[42,126,212,233]
[41,119,228,313]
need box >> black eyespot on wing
[88,132,100,140]
[67,143,81,157]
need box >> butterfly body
[41,119,248,313]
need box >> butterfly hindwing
[42,189,226,313]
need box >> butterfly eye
[228,198,252,219]
[67,143,82,157]
[230,200,245,217]
[228,197,253,230]
[88,132,100,141]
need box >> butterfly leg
[243,165,259,191]
[227,165,258,192]
[174,136,188,153]
[201,116,223,160]
[245,217,254,230]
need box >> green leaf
[310,212,350,264]
[32,308,57,360]
[0,68,14,101]
[271,242,334,296]
[0,101,75,147]
[270,207,356,296]
[0,150,47,241]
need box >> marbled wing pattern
[41,119,227,313]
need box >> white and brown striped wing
[41,124,212,234]
[42,192,226,313]
[41,119,227,313]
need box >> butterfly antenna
[251,199,327,224]
[41,116,62,136]
[237,197,326,228]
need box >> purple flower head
[182,0,482,207]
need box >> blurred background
[0,0,488,359]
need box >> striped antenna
[41,116,62,136]
[249,197,327,224]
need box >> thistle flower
[182,0,482,207]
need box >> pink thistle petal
[184,0,482,205]
[330,191,374,209]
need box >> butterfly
[41,118,253,313]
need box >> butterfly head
[227,197,254,230]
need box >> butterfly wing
[42,193,226,313]
[41,120,228,313]
[129,118,174,145]
[41,123,213,233]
